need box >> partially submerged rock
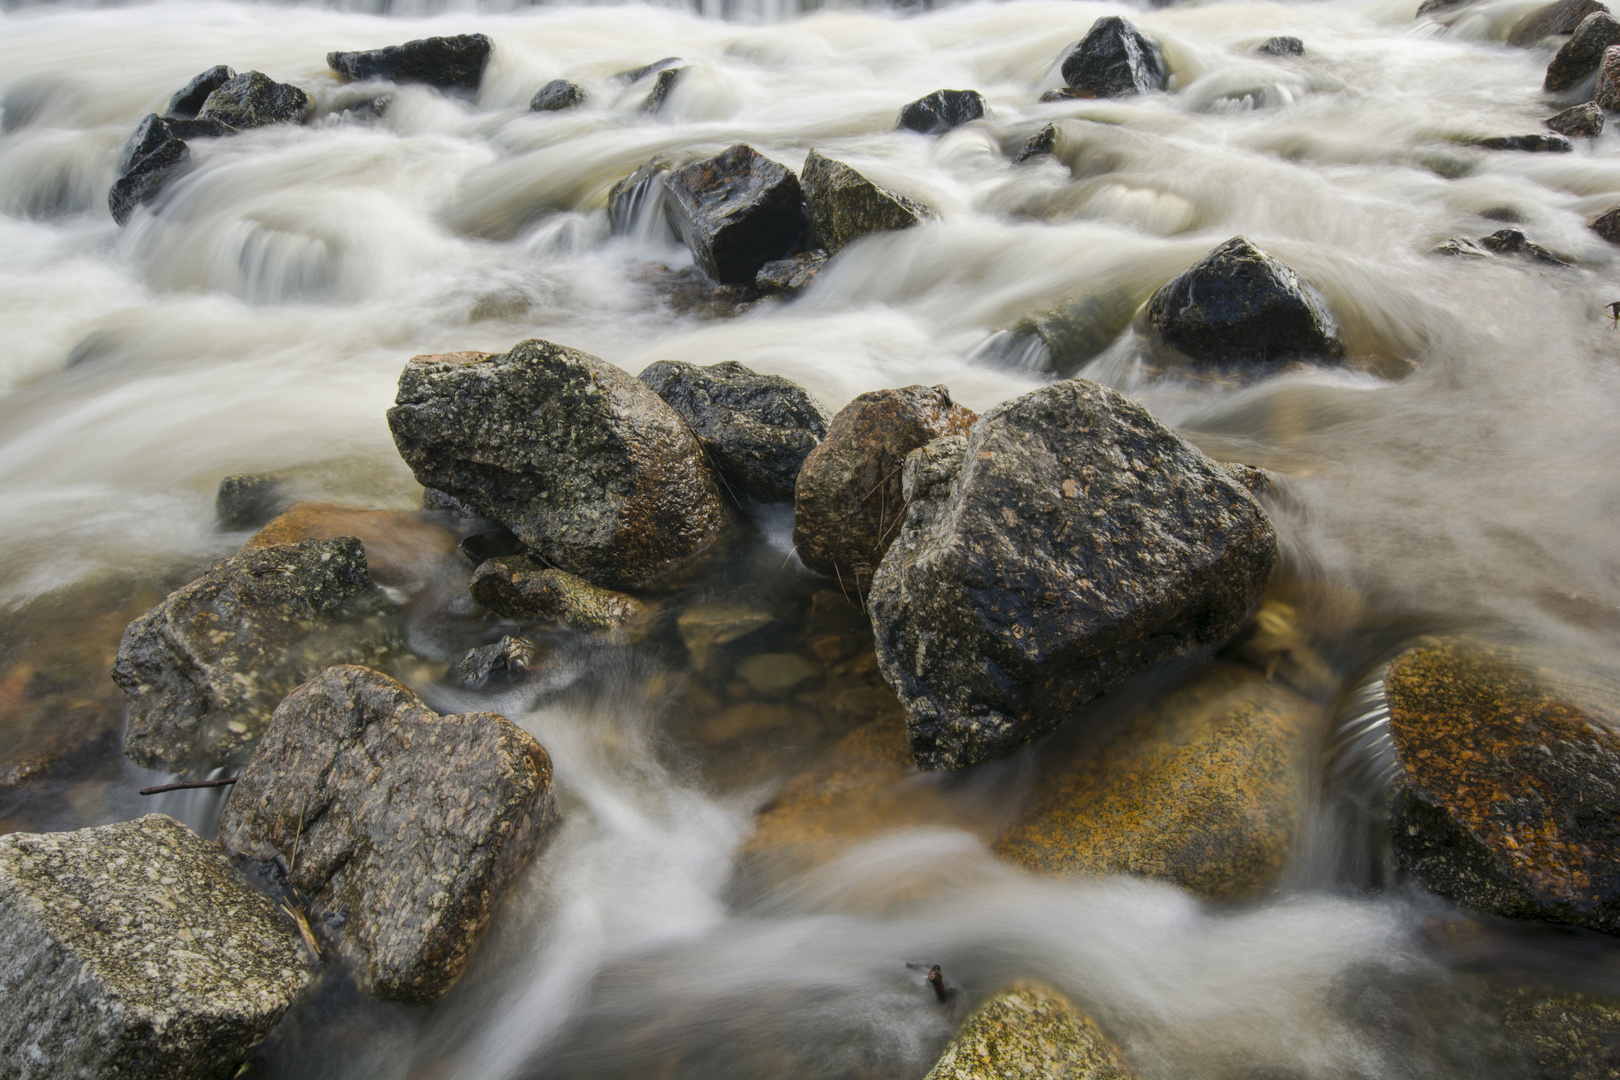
[470,555,647,633]
[755,249,829,297]
[1004,287,1144,377]
[219,666,559,1003]
[216,471,293,530]
[117,113,232,176]
[663,144,807,285]
[386,341,730,590]
[197,70,313,129]
[113,537,400,773]
[1545,101,1605,137]
[641,67,685,113]
[677,601,774,670]
[1383,640,1620,936]
[1591,205,1620,243]
[1474,133,1572,152]
[531,78,585,111]
[924,984,1138,1080]
[327,34,493,91]
[108,135,188,226]
[1480,227,1569,266]
[166,64,235,118]
[869,380,1277,770]
[1257,36,1306,56]
[1014,123,1057,163]
[1059,16,1169,98]
[801,150,932,255]
[615,57,681,83]
[1492,987,1620,1080]
[638,359,831,503]
[0,815,308,1078]
[1147,236,1345,366]
[454,635,538,690]
[1508,0,1608,47]
[1543,11,1620,91]
[243,502,458,590]
[792,385,976,588]
[896,89,986,134]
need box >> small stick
[927,965,948,1003]
[139,777,239,796]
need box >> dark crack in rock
[663,144,807,285]
[327,34,493,91]
[1060,17,1169,98]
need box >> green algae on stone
[925,984,1138,1080]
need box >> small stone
[1474,133,1573,152]
[470,555,647,632]
[896,89,987,134]
[453,635,538,690]
[663,144,808,286]
[1257,35,1306,56]
[166,64,235,118]
[327,34,493,91]
[924,984,1139,1080]
[530,78,585,111]
[1590,205,1620,243]
[198,71,313,129]
[678,602,774,670]
[1433,235,1492,257]
[642,67,685,113]
[243,502,458,590]
[755,249,829,297]
[1417,0,1469,14]
[1014,123,1057,163]
[1545,101,1604,137]
[809,634,851,663]
[215,472,291,530]
[1507,0,1608,47]
[1059,16,1169,98]
[801,150,932,254]
[735,652,820,698]
[615,56,681,83]
[1544,11,1620,91]
[1595,44,1620,109]
[1479,227,1570,266]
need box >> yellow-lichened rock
[925,984,1137,1080]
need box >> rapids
[5,0,1620,1075]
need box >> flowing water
[6,0,1620,1075]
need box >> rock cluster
[1508,0,1608,46]
[197,71,313,129]
[1544,11,1620,91]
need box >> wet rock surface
[166,64,234,118]
[1060,16,1169,98]
[243,502,458,591]
[924,984,1138,1080]
[327,34,493,91]
[869,380,1277,771]
[678,601,775,670]
[113,537,400,773]
[108,135,188,226]
[1544,11,1620,91]
[530,78,585,111]
[1595,45,1620,109]
[1479,227,1569,265]
[1545,101,1605,136]
[1508,0,1608,47]
[663,144,807,285]
[1592,205,1620,243]
[641,67,685,113]
[471,555,647,633]
[801,150,932,255]
[1013,123,1057,163]
[0,814,309,1079]
[896,89,986,134]
[1147,236,1345,366]
[755,249,829,296]
[197,70,313,129]
[1384,640,1620,936]
[995,665,1316,898]
[1005,287,1144,377]
[638,359,831,503]
[454,635,538,690]
[219,665,559,1004]
[386,341,729,590]
[792,385,976,588]
[1475,133,1572,152]
[118,112,231,175]
[216,472,294,530]
[1492,987,1620,1080]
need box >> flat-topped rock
[327,34,493,91]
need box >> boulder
[243,502,458,590]
[1595,44,1620,109]
[1591,205,1620,242]
[663,144,807,285]
[1257,35,1306,56]
[530,78,585,111]
[755,249,829,297]
[1545,101,1605,136]
[454,635,538,690]
[197,71,313,129]
[1544,11,1620,91]
[1474,133,1572,151]
[801,150,932,255]
[896,89,986,134]
[1146,236,1345,365]
[108,136,188,226]
[638,359,831,503]
[219,666,559,1003]
[1508,0,1608,46]
[386,342,730,590]
[924,985,1138,1080]
[868,380,1276,771]
[1059,17,1169,98]
[113,537,400,773]
[116,113,232,176]
[994,664,1316,898]
[166,64,235,118]
[216,471,293,530]
[326,34,493,91]
[677,601,774,670]
[641,67,685,113]
[1014,123,1057,163]
[608,158,671,236]
[0,815,308,1078]
[470,555,647,632]
[1479,227,1569,265]
[792,385,976,588]
[1383,640,1620,937]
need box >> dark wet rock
[219,665,559,1004]
[1596,44,1620,109]
[327,34,493,91]
[1546,101,1605,136]
[244,502,459,590]
[197,71,313,129]
[113,537,400,773]
[925,984,1139,1080]
[608,158,671,236]
[1257,35,1306,56]
[422,485,483,517]
[1014,122,1058,163]
[1590,205,1620,243]
[755,249,829,297]
[615,56,681,83]
[1508,0,1608,47]
[792,385,976,588]
[530,78,585,111]
[0,814,308,1078]
[663,144,807,286]
[1040,87,1095,102]
[470,555,647,632]
[1418,0,1470,14]
[1384,640,1620,936]
[641,67,685,113]
[108,136,188,225]
[801,149,932,255]
[1060,17,1169,98]
[166,64,234,118]
[216,472,292,530]
[1004,287,1143,377]
[1147,236,1345,365]
[1493,987,1620,1080]
[1433,235,1492,257]
[1474,133,1573,152]
[638,359,831,503]
[995,664,1315,897]
[1544,12,1620,91]
[677,602,774,671]
[387,342,729,590]
[117,113,233,176]
[897,89,986,134]
[454,635,538,690]
[869,380,1277,771]
[1480,227,1569,265]
[336,92,393,122]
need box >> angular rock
[108,136,188,226]
[995,665,1315,898]
[1595,44,1620,109]
[755,249,829,297]
[663,144,807,285]
[608,158,671,236]
[869,380,1277,771]
[1591,205,1620,243]
[454,635,538,690]
[1475,133,1572,152]
[1147,236,1345,365]
[166,64,234,118]
[792,385,976,587]
[387,342,729,590]
[1545,101,1605,136]
[219,666,558,1003]
[243,501,458,590]
[197,71,313,129]
[896,89,986,134]
[530,78,585,111]
[0,815,308,1078]
[118,113,232,176]
[113,537,400,773]
[470,555,647,632]
[677,601,774,670]
[1479,227,1569,265]
[801,150,932,255]
[1544,11,1620,91]
[326,34,493,91]
[638,359,831,503]
[216,471,292,530]
[1014,122,1057,163]
[924,985,1138,1080]
[1257,35,1306,56]
[615,56,681,83]
[1508,0,1607,47]
[641,66,685,113]
[1384,640,1620,937]
[1060,17,1169,98]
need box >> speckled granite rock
[995,664,1316,898]
[530,78,585,111]
[1545,101,1605,137]
[0,814,308,1080]
[924,984,1137,1080]
[1595,45,1620,109]
[663,144,807,286]
[1508,0,1607,47]
[386,342,730,590]
[113,537,400,773]
[801,150,932,255]
[197,71,312,129]
[1478,228,1569,266]
[1059,17,1168,98]
[639,359,831,503]
[1493,987,1620,1079]
[327,34,492,91]
[792,385,976,588]
[869,380,1276,770]
[470,555,647,633]
[219,665,559,1004]
[1544,11,1620,91]
[1384,640,1620,936]
[166,65,235,118]
[896,89,986,134]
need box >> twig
[139,777,239,796]
[289,789,310,879]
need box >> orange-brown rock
[244,502,456,590]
